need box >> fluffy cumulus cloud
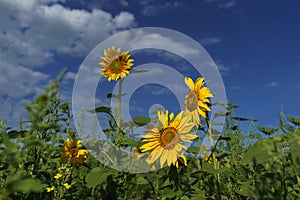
[0,61,49,99]
[0,0,136,68]
[0,0,136,124]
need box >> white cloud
[125,30,200,57]
[141,1,181,16]
[215,61,230,76]
[0,97,29,126]
[0,0,136,125]
[218,1,236,9]
[64,71,77,80]
[1,0,38,11]
[199,37,222,46]
[204,0,237,9]
[231,86,240,90]
[0,61,49,98]
[266,81,279,88]
[119,0,129,7]
[114,12,136,28]
[0,1,136,68]
[143,85,171,96]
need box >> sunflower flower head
[99,46,134,81]
[140,110,197,168]
[61,138,88,165]
[184,77,213,125]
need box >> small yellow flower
[61,138,88,165]
[46,186,55,192]
[204,154,217,164]
[99,46,134,81]
[184,77,213,125]
[54,173,63,179]
[63,183,71,189]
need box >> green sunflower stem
[206,117,221,199]
[116,79,123,145]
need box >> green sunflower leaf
[136,176,148,185]
[132,116,151,126]
[242,138,279,164]
[85,167,108,188]
[88,106,111,114]
[129,69,150,74]
[107,93,126,98]
[187,146,200,154]
[120,136,139,147]
[1,131,17,152]
[7,178,43,193]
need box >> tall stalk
[207,118,221,199]
[116,79,123,145]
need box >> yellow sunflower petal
[175,143,183,152]
[179,154,187,166]
[199,87,213,98]
[167,149,177,166]
[160,150,168,168]
[169,112,174,122]
[179,123,195,134]
[149,147,164,164]
[157,110,167,126]
[76,139,82,148]
[140,141,160,151]
[171,111,183,128]
[181,133,198,142]
[195,77,205,92]
[184,77,195,90]
[65,138,74,149]
[198,107,207,118]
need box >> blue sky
[0,0,300,132]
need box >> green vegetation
[1,73,300,200]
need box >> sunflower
[61,138,88,165]
[140,110,197,168]
[184,77,213,125]
[99,46,134,81]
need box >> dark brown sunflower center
[186,90,198,111]
[70,149,78,157]
[110,58,122,72]
[160,127,177,146]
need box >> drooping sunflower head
[184,77,213,124]
[99,46,134,81]
[140,110,197,168]
[61,138,88,165]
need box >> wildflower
[184,77,213,125]
[54,173,62,180]
[63,183,71,189]
[140,110,197,168]
[204,154,215,164]
[99,46,134,81]
[61,138,88,165]
[46,186,55,192]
